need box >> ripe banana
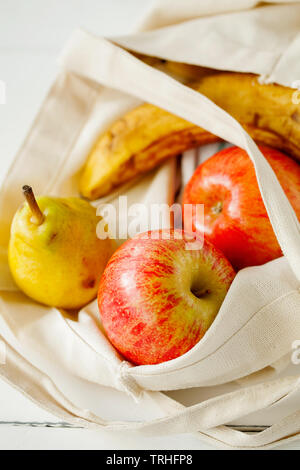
[80,73,300,200]
[164,61,216,82]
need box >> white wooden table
[0,0,299,450]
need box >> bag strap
[1,335,299,449]
[59,30,300,282]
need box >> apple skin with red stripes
[98,229,235,365]
[183,146,300,271]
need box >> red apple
[182,145,300,270]
[98,229,235,365]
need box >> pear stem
[22,185,44,225]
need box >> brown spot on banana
[80,72,300,200]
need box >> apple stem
[22,185,44,225]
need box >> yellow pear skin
[9,188,116,309]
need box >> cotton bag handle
[59,30,300,283]
[1,335,300,449]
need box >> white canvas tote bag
[1,1,300,449]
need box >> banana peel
[131,52,215,82]
[80,73,300,200]
[164,61,216,82]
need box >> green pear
[9,186,116,309]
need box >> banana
[131,53,214,82]
[80,73,300,200]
